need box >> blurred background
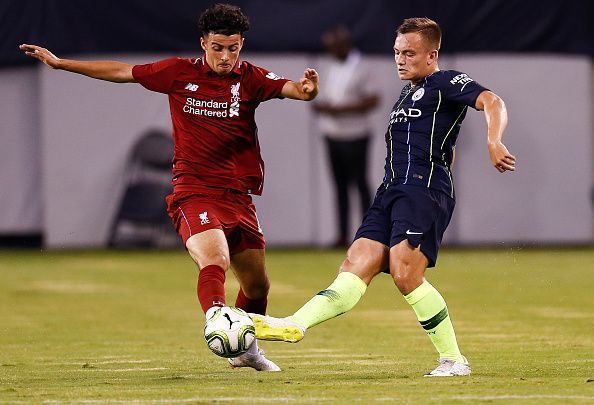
[0,0,592,249]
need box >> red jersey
[132,57,289,195]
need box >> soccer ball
[203,306,256,358]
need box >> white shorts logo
[199,211,210,225]
[412,88,425,101]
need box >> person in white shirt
[313,26,380,247]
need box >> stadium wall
[0,66,42,235]
[0,54,592,247]
[2,0,593,66]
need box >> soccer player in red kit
[20,3,319,371]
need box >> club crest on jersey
[229,82,241,117]
[389,107,422,123]
[199,211,210,225]
[412,88,425,101]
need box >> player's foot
[228,348,281,372]
[205,305,222,321]
[250,314,305,343]
[424,356,471,377]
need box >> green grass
[1,248,593,404]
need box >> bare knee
[391,260,423,295]
[230,249,269,299]
[340,239,389,284]
[194,250,230,270]
[186,233,230,270]
[390,242,427,295]
[242,278,270,300]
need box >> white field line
[266,348,342,354]
[3,395,590,404]
[40,367,168,373]
[37,397,336,404]
[294,360,396,367]
[451,395,594,401]
[2,394,593,405]
[43,360,152,366]
[84,367,168,372]
[271,353,384,359]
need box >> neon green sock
[290,272,367,329]
[404,280,464,362]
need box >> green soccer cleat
[424,356,471,377]
[249,314,306,343]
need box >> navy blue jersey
[383,70,487,198]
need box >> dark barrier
[2,0,593,66]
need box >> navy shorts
[354,184,455,268]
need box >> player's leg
[252,237,388,342]
[227,248,279,371]
[391,243,469,376]
[388,186,469,376]
[252,185,390,342]
[225,200,280,371]
[227,197,271,317]
[291,237,387,327]
[186,229,231,315]
[167,191,232,316]
[230,248,269,315]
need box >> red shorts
[166,186,265,255]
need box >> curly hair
[198,3,250,37]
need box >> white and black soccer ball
[203,306,256,358]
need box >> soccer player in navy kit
[19,4,319,372]
[252,17,516,377]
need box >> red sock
[197,265,226,314]
[235,288,268,315]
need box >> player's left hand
[488,141,516,173]
[300,68,319,94]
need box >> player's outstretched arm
[281,68,319,101]
[19,44,135,83]
[476,90,516,173]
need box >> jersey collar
[196,56,242,77]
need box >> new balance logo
[185,83,199,91]
[265,71,282,80]
[199,211,210,225]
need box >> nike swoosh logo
[406,230,423,235]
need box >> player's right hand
[488,141,516,173]
[19,44,61,69]
[300,68,319,94]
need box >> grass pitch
[1,247,593,403]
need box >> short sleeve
[245,64,289,102]
[436,70,488,110]
[132,58,183,94]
